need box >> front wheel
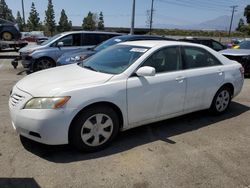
[69,106,120,152]
[32,57,55,72]
[210,86,232,115]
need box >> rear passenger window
[142,47,181,73]
[83,34,100,45]
[182,46,221,69]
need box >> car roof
[60,30,121,36]
[119,40,206,48]
[110,34,175,41]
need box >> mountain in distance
[153,12,245,31]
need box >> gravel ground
[0,53,250,188]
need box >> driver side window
[142,46,181,73]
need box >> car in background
[179,37,226,51]
[57,35,176,66]
[219,48,250,77]
[0,18,21,41]
[232,39,250,49]
[21,31,48,44]
[19,31,121,72]
[9,41,244,152]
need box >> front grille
[10,93,25,107]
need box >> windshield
[239,40,250,49]
[94,37,125,52]
[80,45,149,74]
[40,33,62,46]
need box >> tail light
[239,67,244,75]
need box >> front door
[127,46,186,125]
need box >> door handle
[217,70,224,76]
[175,76,185,83]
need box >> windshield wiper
[83,65,97,72]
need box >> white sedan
[9,41,244,151]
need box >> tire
[69,106,120,152]
[210,86,232,115]
[33,57,55,72]
[2,31,13,41]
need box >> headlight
[24,96,70,109]
[67,55,87,62]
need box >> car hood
[219,49,250,56]
[19,44,43,53]
[16,64,114,96]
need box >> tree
[16,11,24,31]
[236,18,245,32]
[58,9,72,32]
[244,5,250,24]
[97,12,104,30]
[27,2,40,31]
[82,12,96,30]
[44,0,56,36]
[0,0,15,21]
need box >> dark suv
[179,37,226,51]
[0,18,21,41]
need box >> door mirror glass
[136,66,156,77]
[57,41,64,47]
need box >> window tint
[142,47,181,73]
[182,46,221,69]
[212,41,224,51]
[199,40,212,47]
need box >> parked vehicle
[179,37,226,51]
[21,31,48,44]
[0,18,21,41]
[219,48,250,77]
[232,39,250,49]
[9,41,244,152]
[19,31,121,72]
[57,35,176,66]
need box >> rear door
[181,46,224,111]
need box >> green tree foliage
[244,5,250,24]
[236,18,245,32]
[82,11,96,30]
[16,11,24,31]
[27,2,40,31]
[0,0,15,21]
[44,0,56,36]
[58,9,72,32]
[97,12,104,30]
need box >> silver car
[19,31,121,72]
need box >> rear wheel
[69,106,120,152]
[210,86,232,114]
[2,31,13,41]
[33,57,55,72]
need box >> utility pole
[149,0,155,35]
[228,5,238,37]
[130,0,136,35]
[21,0,25,25]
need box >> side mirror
[57,41,64,47]
[136,66,156,77]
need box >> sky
[4,0,250,28]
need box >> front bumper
[20,53,32,68]
[9,86,75,145]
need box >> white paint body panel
[9,41,244,145]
